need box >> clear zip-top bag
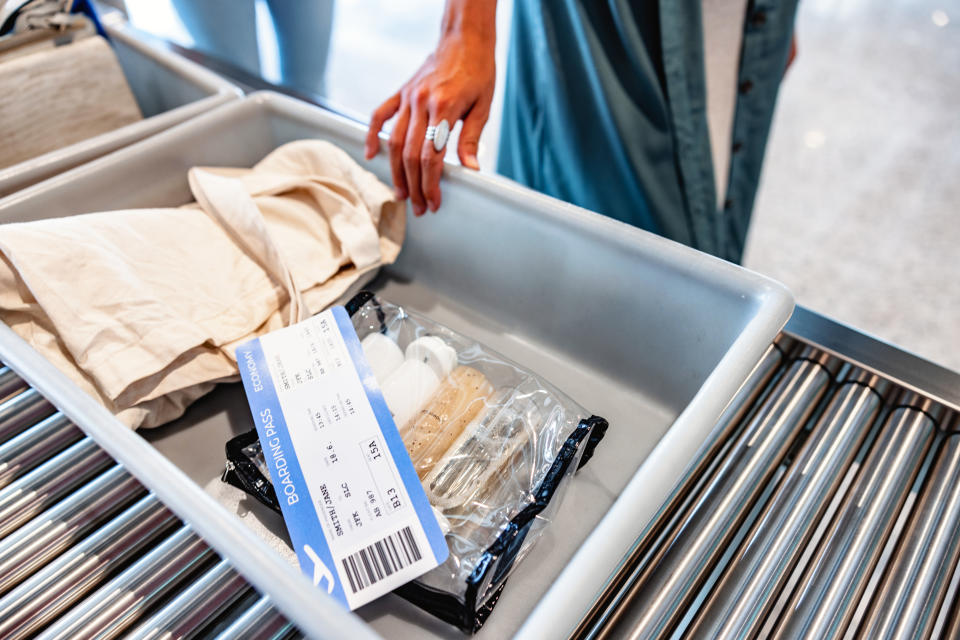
[223,291,608,633]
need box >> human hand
[364,11,496,216]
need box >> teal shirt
[497,0,798,264]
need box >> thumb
[457,101,490,170]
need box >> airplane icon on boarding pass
[303,544,335,594]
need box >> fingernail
[427,200,437,211]
[395,188,406,200]
[414,205,425,216]
[466,155,479,170]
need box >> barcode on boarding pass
[341,526,423,593]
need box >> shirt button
[732,141,743,153]
[751,10,767,27]
[739,80,754,94]
[723,199,733,210]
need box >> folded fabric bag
[0,140,404,427]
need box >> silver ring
[425,119,450,152]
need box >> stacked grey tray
[0,365,301,639]
[0,92,792,638]
[0,19,240,198]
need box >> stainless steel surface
[214,596,296,640]
[891,389,947,422]
[687,369,887,638]
[573,341,789,637]
[0,366,27,401]
[0,495,177,639]
[0,465,144,595]
[0,412,82,489]
[786,306,960,413]
[858,432,960,639]
[600,347,835,640]
[0,436,113,537]
[0,387,55,442]
[125,558,251,640]
[771,405,936,638]
[0,370,300,640]
[946,595,960,640]
[36,526,213,640]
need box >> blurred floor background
[745,0,959,372]
[122,0,958,371]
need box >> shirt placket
[723,0,799,263]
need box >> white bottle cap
[360,332,404,385]
[404,336,457,380]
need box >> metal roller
[0,465,144,596]
[0,387,55,442]
[858,425,960,639]
[574,340,790,636]
[0,436,113,538]
[599,345,836,640]
[214,596,295,640]
[0,376,303,638]
[35,526,214,640]
[686,367,889,639]
[946,595,960,640]
[0,412,82,489]
[0,495,177,639]
[770,393,938,639]
[0,366,27,402]
[125,558,252,640]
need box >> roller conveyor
[578,318,960,640]
[213,595,298,640]
[572,341,792,638]
[0,465,145,595]
[124,558,253,640]
[0,386,55,442]
[0,370,304,639]
[600,345,837,639]
[686,368,889,638]
[0,365,28,401]
[34,526,215,640]
[0,412,82,489]
[771,394,936,638]
[0,436,114,538]
[947,591,960,640]
[859,424,960,639]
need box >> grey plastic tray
[0,92,793,639]
[0,19,240,198]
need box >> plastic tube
[425,387,537,510]
[402,366,494,478]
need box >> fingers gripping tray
[0,20,241,198]
[0,93,793,638]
